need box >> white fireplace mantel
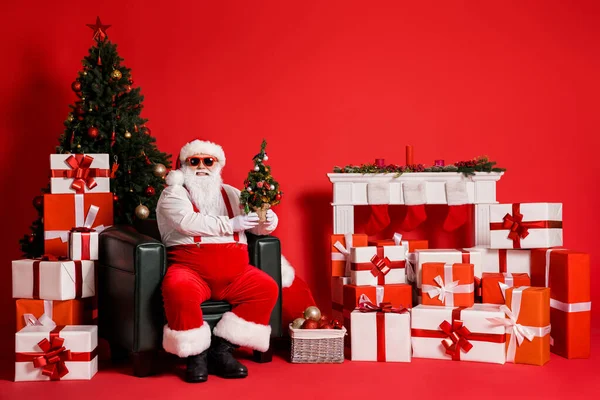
[326,171,503,234]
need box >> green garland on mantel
[332,156,505,177]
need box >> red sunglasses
[187,156,217,167]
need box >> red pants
[161,243,279,357]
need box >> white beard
[183,165,224,215]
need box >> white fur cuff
[281,255,295,288]
[162,322,211,357]
[165,169,184,186]
[213,312,271,352]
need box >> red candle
[406,145,413,165]
[375,158,385,167]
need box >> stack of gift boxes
[332,202,591,365]
[12,154,113,381]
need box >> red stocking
[400,205,427,231]
[443,204,469,232]
[365,204,391,235]
[281,275,317,331]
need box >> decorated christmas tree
[19,17,171,257]
[240,139,282,222]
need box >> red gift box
[481,272,530,304]
[530,248,591,359]
[421,262,474,307]
[44,193,113,257]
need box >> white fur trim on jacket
[162,322,211,357]
[165,169,184,186]
[213,312,271,352]
[180,140,226,167]
[281,255,295,288]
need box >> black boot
[207,336,248,379]
[186,350,208,383]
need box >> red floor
[1,329,599,400]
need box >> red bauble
[113,194,119,201]
[145,186,156,196]
[257,182,264,188]
[128,78,134,84]
[71,81,81,92]
[32,195,43,210]
[301,320,319,329]
[87,127,99,138]
[275,194,282,200]
[320,324,334,330]
[331,319,343,329]
[28,235,35,244]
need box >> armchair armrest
[246,232,282,338]
[98,225,167,353]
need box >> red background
[1,0,598,375]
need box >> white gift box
[409,249,482,289]
[15,325,98,381]
[487,203,563,249]
[464,247,531,275]
[50,154,111,194]
[12,259,95,300]
[68,231,99,261]
[411,304,506,364]
[350,246,406,286]
[350,308,411,362]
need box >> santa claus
[157,139,313,383]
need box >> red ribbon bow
[439,319,473,359]
[65,154,98,193]
[502,210,530,242]
[358,299,408,314]
[33,335,72,380]
[369,254,393,284]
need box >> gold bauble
[111,70,123,79]
[77,144,81,148]
[153,163,167,177]
[124,131,132,138]
[135,204,150,219]
[303,306,321,321]
[291,318,305,329]
[67,114,74,122]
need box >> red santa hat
[168,139,226,186]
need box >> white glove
[230,213,260,232]
[263,209,276,225]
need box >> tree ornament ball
[263,154,269,161]
[275,194,282,200]
[301,319,319,329]
[33,195,44,210]
[303,306,321,321]
[254,165,260,172]
[152,163,167,177]
[67,114,74,122]
[113,194,119,202]
[111,70,123,80]
[135,204,150,219]
[87,127,99,138]
[145,186,156,196]
[257,181,263,188]
[291,317,305,329]
[28,234,35,244]
[124,131,132,139]
[77,144,82,148]
[71,81,81,92]
[270,184,276,190]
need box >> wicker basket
[289,324,347,363]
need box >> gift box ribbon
[422,263,474,306]
[487,286,552,363]
[489,204,563,249]
[23,300,56,328]
[332,233,355,276]
[357,294,408,362]
[70,227,96,260]
[411,308,505,361]
[50,154,110,194]
[45,194,108,244]
[32,256,84,299]
[15,325,97,380]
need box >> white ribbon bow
[23,300,56,328]
[425,275,460,304]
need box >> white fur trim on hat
[213,312,271,352]
[281,255,295,289]
[162,322,211,357]
[180,140,226,167]
[165,169,184,186]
